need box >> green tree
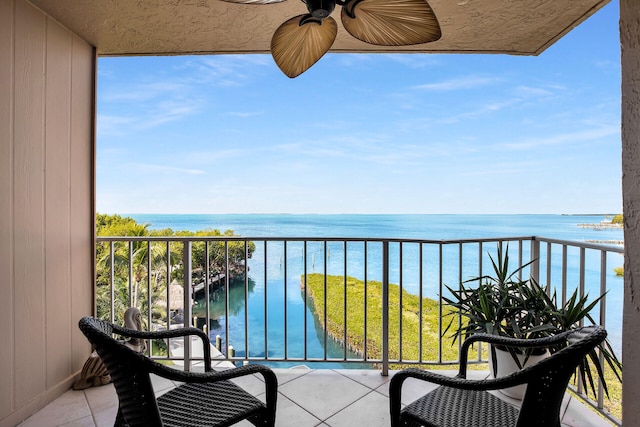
[95,214,254,325]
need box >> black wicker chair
[390,325,607,427]
[79,316,277,427]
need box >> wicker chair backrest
[515,326,607,427]
[79,317,164,426]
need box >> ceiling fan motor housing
[305,0,336,18]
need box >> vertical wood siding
[0,0,95,424]
[0,0,15,421]
[14,0,47,406]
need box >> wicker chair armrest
[457,329,573,378]
[147,362,274,384]
[111,323,208,341]
[146,360,278,414]
[462,329,573,350]
[392,367,535,393]
[111,324,213,370]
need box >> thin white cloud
[383,54,441,68]
[185,55,274,86]
[513,85,555,97]
[457,161,541,177]
[183,148,249,164]
[501,125,620,150]
[413,76,502,91]
[98,98,202,134]
[130,163,206,175]
[141,102,201,128]
[102,81,188,103]
[97,114,137,135]
[435,97,522,124]
[331,53,440,70]
[227,111,265,118]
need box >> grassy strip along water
[301,273,460,363]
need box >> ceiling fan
[221,0,442,78]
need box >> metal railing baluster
[399,242,403,362]
[364,242,368,361]
[381,241,389,376]
[419,243,423,363]
[598,250,608,410]
[147,241,151,356]
[109,241,114,323]
[303,241,308,361]
[128,240,133,308]
[284,240,288,361]
[244,240,249,361]
[343,240,348,361]
[438,243,443,364]
[562,244,568,304]
[324,241,328,361]
[183,240,192,371]
[264,241,268,360]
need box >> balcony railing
[95,235,623,425]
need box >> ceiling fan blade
[220,0,286,4]
[271,15,337,78]
[341,0,441,46]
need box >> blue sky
[97,1,621,215]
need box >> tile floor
[18,367,613,427]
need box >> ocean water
[127,213,623,241]
[127,214,624,364]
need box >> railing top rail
[532,236,624,253]
[96,235,624,253]
[96,235,536,245]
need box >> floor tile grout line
[275,391,324,425]
[273,368,314,387]
[83,390,100,427]
[331,369,390,391]
[560,394,573,422]
[320,389,383,424]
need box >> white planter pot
[489,345,550,400]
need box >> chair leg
[114,407,129,427]
[248,410,275,427]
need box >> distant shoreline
[585,240,624,246]
[577,223,623,230]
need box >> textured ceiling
[30,0,609,57]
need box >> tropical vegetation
[95,214,255,330]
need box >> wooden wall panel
[0,0,95,423]
[70,34,95,369]
[0,0,15,419]
[45,18,73,386]
[13,0,47,407]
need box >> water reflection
[191,275,366,368]
[192,277,254,331]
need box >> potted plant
[443,244,622,400]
